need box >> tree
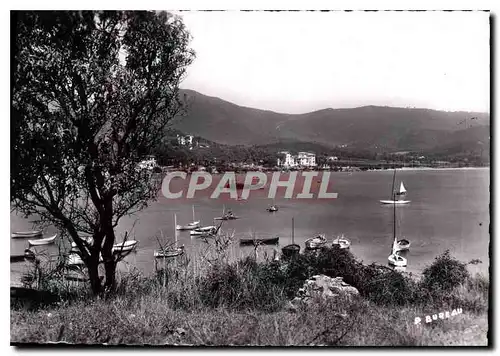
[11,11,195,294]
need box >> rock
[175,327,186,336]
[288,275,359,310]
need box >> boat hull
[380,200,411,204]
[28,234,57,246]
[282,244,300,258]
[112,240,138,254]
[190,226,217,236]
[332,239,351,249]
[176,221,200,230]
[388,254,407,267]
[12,231,43,239]
[154,246,185,258]
[240,237,279,246]
[394,239,411,252]
[305,235,327,250]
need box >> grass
[10,247,489,346]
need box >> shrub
[421,250,470,291]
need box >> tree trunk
[87,255,101,295]
[102,201,117,292]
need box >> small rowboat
[214,215,239,221]
[393,238,411,252]
[380,200,410,205]
[154,245,185,258]
[10,249,36,263]
[28,234,57,246]
[305,234,327,250]
[282,244,300,258]
[239,236,279,246]
[176,221,200,230]
[112,240,138,254]
[332,234,351,249]
[190,226,217,236]
[71,234,93,249]
[388,253,407,267]
[12,231,42,239]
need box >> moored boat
[380,199,410,205]
[154,245,185,258]
[332,234,351,249]
[388,252,407,267]
[305,234,327,250]
[112,240,138,254]
[155,214,185,258]
[239,236,279,246]
[282,217,300,258]
[190,225,217,236]
[10,249,36,263]
[386,170,409,269]
[267,205,278,212]
[176,205,200,230]
[28,234,57,246]
[394,238,411,252]
[11,230,43,239]
[282,244,300,258]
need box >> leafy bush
[421,250,470,291]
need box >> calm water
[11,168,490,278]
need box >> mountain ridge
[172,89,490,154]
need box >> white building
[177,134,194,147]
[277,151,316,168]
[297,152,316,167]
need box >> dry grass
[10,248,489,346]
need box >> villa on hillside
[277,151,316,168]
[177,134,194,149]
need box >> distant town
[136,133,488,174]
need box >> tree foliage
[12,11,195,293]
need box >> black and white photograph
[10,9,490,346]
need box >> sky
[176,11,490,114]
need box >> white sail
[399,182,407,194]
[392,235,399,254]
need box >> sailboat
[155,214,185,258]
[387,190,408,268]
[380,169,410,204]
[282,217,300,258]
[214,205,239,220]
[176,205,200,230]
[396,182,407,196]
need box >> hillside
[172,90,489,154]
